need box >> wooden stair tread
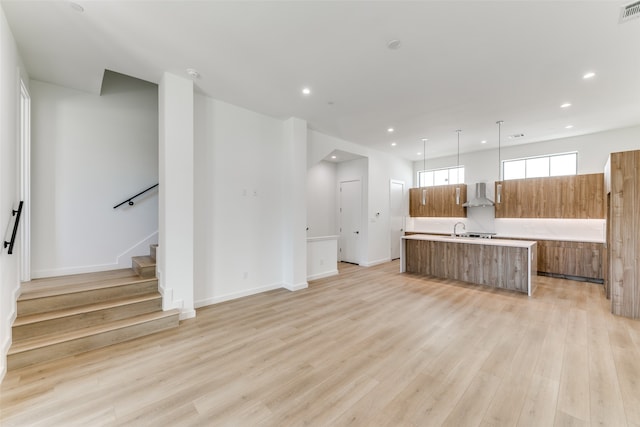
[13,293,162,327]
[19,275,157,301]
[21,269,139,292]
[9,309,180,355]
[132,256,155,268]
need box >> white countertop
[402,234,537,248]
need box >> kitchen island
[401,234,537,295]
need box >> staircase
[7,244,179,370]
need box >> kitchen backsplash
[405,215,605,243]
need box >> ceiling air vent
[620,1,640,23]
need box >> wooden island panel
[405,238,535,294]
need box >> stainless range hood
[463,182,494,207]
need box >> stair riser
[13,297,163,341]
[8,314,179,370]
[133,264,156,278]
[17,281,158,317]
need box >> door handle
[354,231,359,234]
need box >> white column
[282,117,308,290]
[158,72,195,319]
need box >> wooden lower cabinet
[536,240,603,281]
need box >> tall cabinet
[605,149,640,319]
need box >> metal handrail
[113,183,158,209]
[4,201,24,255]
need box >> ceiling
[2,1,639,161]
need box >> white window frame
[417,166,464,187]
[502,152,577,180]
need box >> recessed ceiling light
[391,142,397,146]
[387,128,394,133]
[583,72,596,79]
[302,87,311,95]
[417,152,422,156]
[69,2,84,12]
[186,68,200,79]
[560,103,572,108]
[565,125,574,129]
[387,39,401,50]
[481,140,487,144]
[331,155,337,159]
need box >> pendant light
[496,120,504,203]
[421,138,427,206]
[455,129,462,205]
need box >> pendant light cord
[496,121,503,181]
[456,130,461,182]
[422,139,426,185]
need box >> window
[417,166,464,187]
[502,152,577,180]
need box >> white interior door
[339,180,361,264]
[390,180,404,260]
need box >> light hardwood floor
[2,261,640,426]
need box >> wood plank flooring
[2,260,640,426]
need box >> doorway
[389,180,405,260]
[339,179,361,264]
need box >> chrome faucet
[453,222,466,237]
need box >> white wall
[306,161,337,237]
[282,117,308,291]
[0,4,28,380]
[158,72,194,319]
[366,153,413,265]
[30,75,159,277]
[308,130,414,266]
[193,95,288,306]
[307,236,338,280]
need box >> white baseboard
[1,283,21,383]
[179,309,196,320]
[195,283,282,308]
[307,270,339,281]
[1,328,12,383]
[361,258,391,267]
[0,339,8,383]
[283,282,308,291]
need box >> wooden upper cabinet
[409,184,467,217]
[495,173,605,219]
